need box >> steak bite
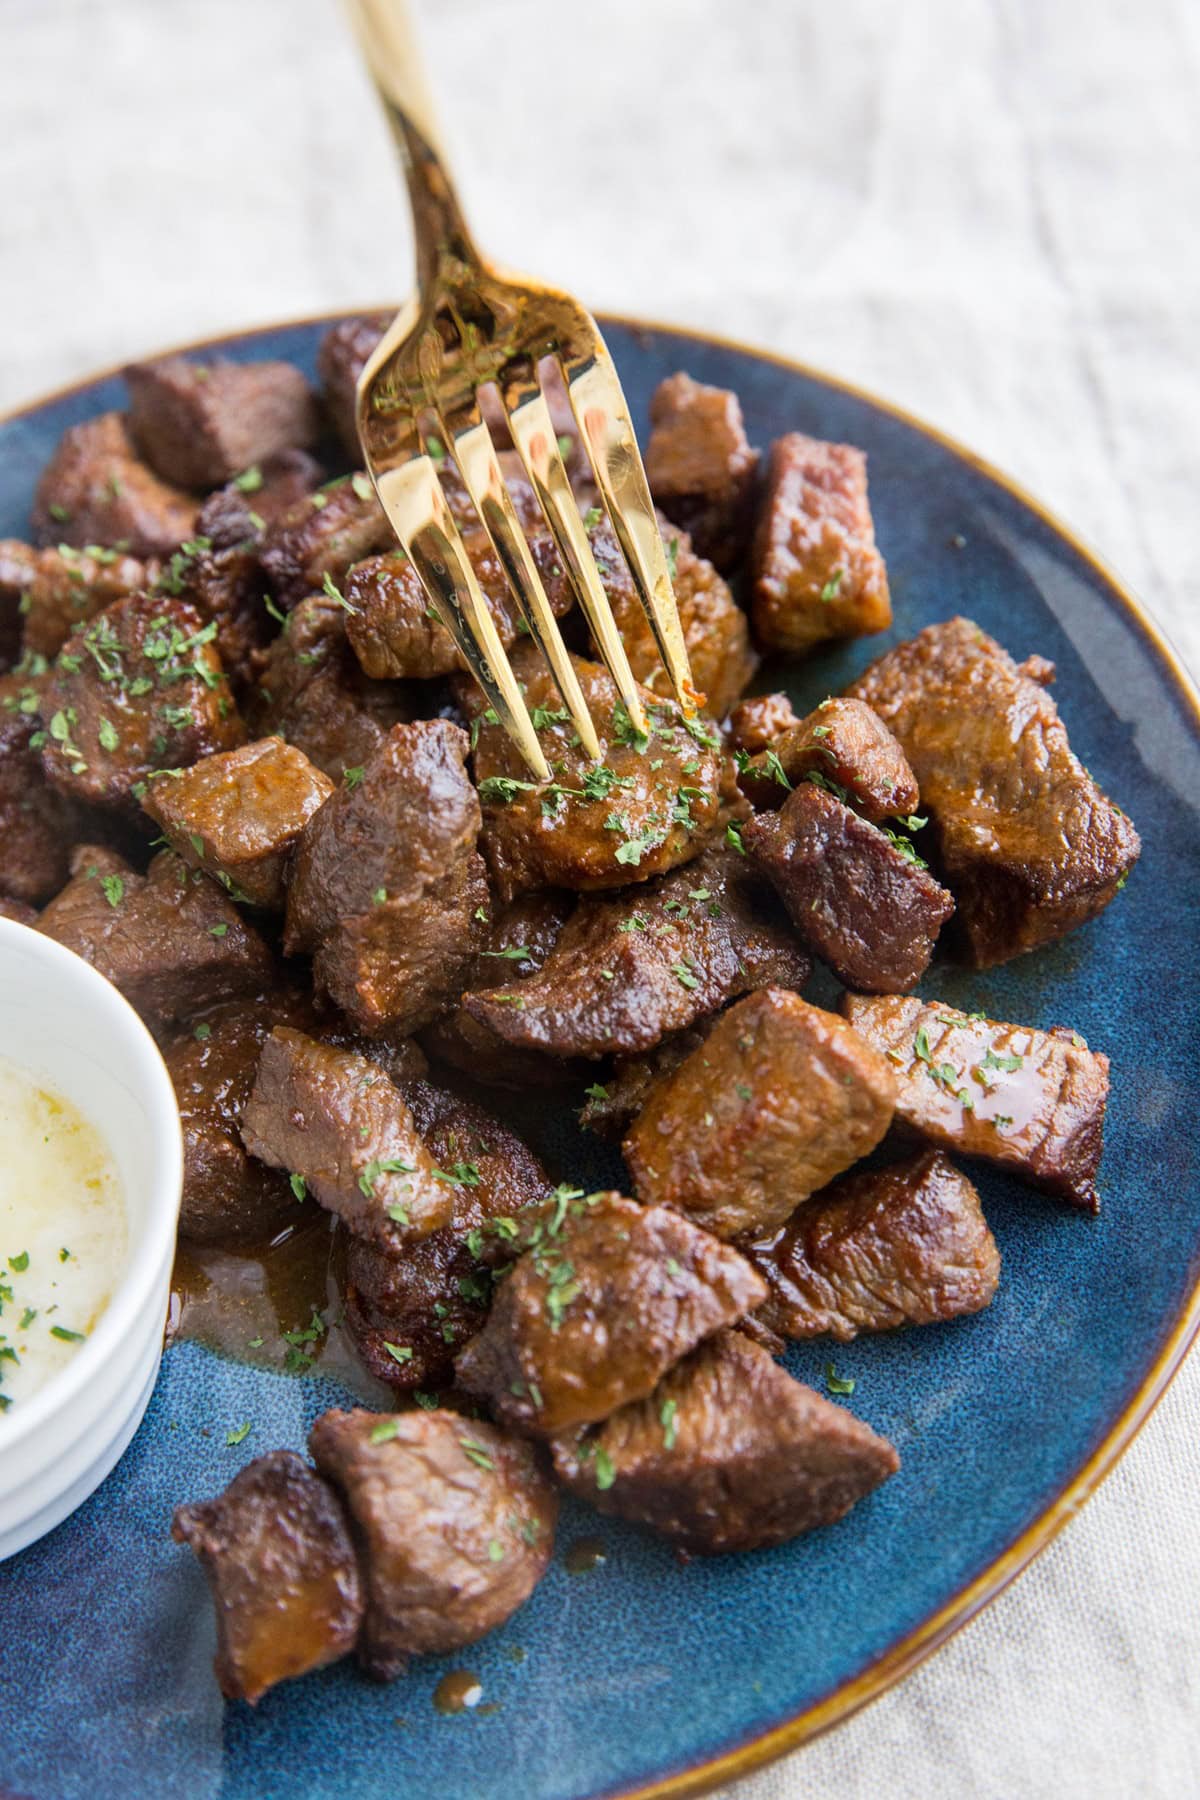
[317,312,391,456]
[286,720,486,1035]
[308,1407,557,1680]
[842,993,1111,1212]
[31,411,199,557]
[644,373,760,571]
[0,894,37,925]
[0,671,76,903]
[197,449,324,548]
[551,1328,898,1554]
[624,989,897,1240]
[125,356,319,491]
[38,592,243,810]
[342,1081,549,1393]
[746,1149,1000,1342]
[463,846,810,1060]
[577,1021,711,1141]
[171,1450,363,1704]
[247,592,417,782]
[725,691,799,755]
[737,696,919,822]
[454,1189,766,1436]
[257,475,392,612]
[143,738,334,908]
[241,1028,453,1250]
[751,432,891,654]
[743,784,954,993]
[0,540,155,661]
[38,849,274,1025]
[465,643,722,899]
[845,618,1141,965]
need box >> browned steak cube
[465,644,722,900]
[143,738,334,908]
[421,890,576,1087]
[246,592,417,782]
[725,691,799,755]
[0,671,76,903]
[455,1189,766,1436]
[744,784,954,993]
[308,1407,557,1680]
[316,313,391,456]
[602,515,758,719]
[166,991,324,1244]
[258,475,392,611]
[843,993,1110,1211]
[464,845,810,1060]
[845,618,1141,965]
[551,1328,898,1554]
[38,849,273,1025]
[0,540,155,662]
[126,357,319,491]
[38,592,243,810]
[751,432,891,653]
[196,449,324,550]
[286,720,485,1035]
[241,1028,454,1250]
[171,1450,363,1703]
[624,989,897,1240]
[343,1080,548,1393]
[577,1021,713,1141]
[644,373,760,571]
[31,412,199,557]
[746,1148,1000,1342]
[738,696,918,821]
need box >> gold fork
[344,0,697,781]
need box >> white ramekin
[0,917,183,1560]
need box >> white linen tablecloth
[2,1,1197,1793]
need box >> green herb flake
[820,568,844,602]
[825,1363,855,1396]
[660,1397,679,1450]
[289,1173,307,1202]
[50,1325,85,1343]
[8,1251,29,1273]
[193,1022,212,1042]
[593,1446,616,1490]
[225,1421,251,1446]
[383,1342,414,1364]
[233,465,264,493]
[370,1418,404,1445]
[460,1436,496,1472]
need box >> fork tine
[500,380,650,738]
[439,398,604,764]
[560,347,701,714]
[369,452,551,781]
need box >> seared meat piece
[246,592,417,782]
[746,1148,1000,1342]
[738,696,919,822]
[845,618,1141,965]
[464,846,809,1059]
[317,312,391,456]
[143,738,334,908]
[421,890,576,1087]
[455,1189,766,1436]
[31,412,198,558]
[126,356,319,491]
[751,432,891,653]
[171,1450,363,1703]
[38,849,273,1025]
[842,993,1111,1211]
[602,516,758,720]
[197,449,324,548]
[38,592,243,810]
[624,989,897,1240]
[286,720,486,1035]
[308,1407,557,1680]
[343,1081,549,1392]
[644,373,760,571]
[258,476,392,612]
[743,784,954,993]
[551,1329,898,1554]
[577,1022,711,1141]
[242,1028,453,1250]
[465,643,722,899]
[165,990,323,1243]
[0,540,154,661]
[0,894,37,924]
[0,672,76,903]
[725,691,799,755]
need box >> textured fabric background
[2,0,1197,1793]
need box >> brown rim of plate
[3,307,1198,1800]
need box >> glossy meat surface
[258,475,392,611]
[316,313,392,456]
[31,411,198,557]
[126,356,319,490]
[738,696,918,821]
[644,372,760,571]
[0,540,154,662]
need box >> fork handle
[343,0,479,289]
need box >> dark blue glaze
[2,318,1198,1800]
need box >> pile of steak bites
[0,326,1141,1703]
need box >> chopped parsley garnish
[8,1252,29,1273]
[370,1418,404,1444]
[981,1048,1023,1073]
[289,1173,307,1201]
[342,765,365,790]
[322,571,359,614]
[478,775,539,805]
[100,873,124,908]
[660,1398,679,1450]
[460,1436,496,1471]
[480,945,532,961]
[825,1364,855,1396]
[433,1162,482,1188]
[593,1446,616,1490]
[225,1421,252,1446]
[383,1342,414,1364]
[358,1156,415,1197]
[665,537,679,581]
[584,1082,609,1101]
[725,822,746,855]
[233,465,263,493]
[763,749,792,790]
[49,1325,85,1343]
[819,568,844,602]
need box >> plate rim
[3,306,1198,1800]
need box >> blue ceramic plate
[3,315,1199,1800]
